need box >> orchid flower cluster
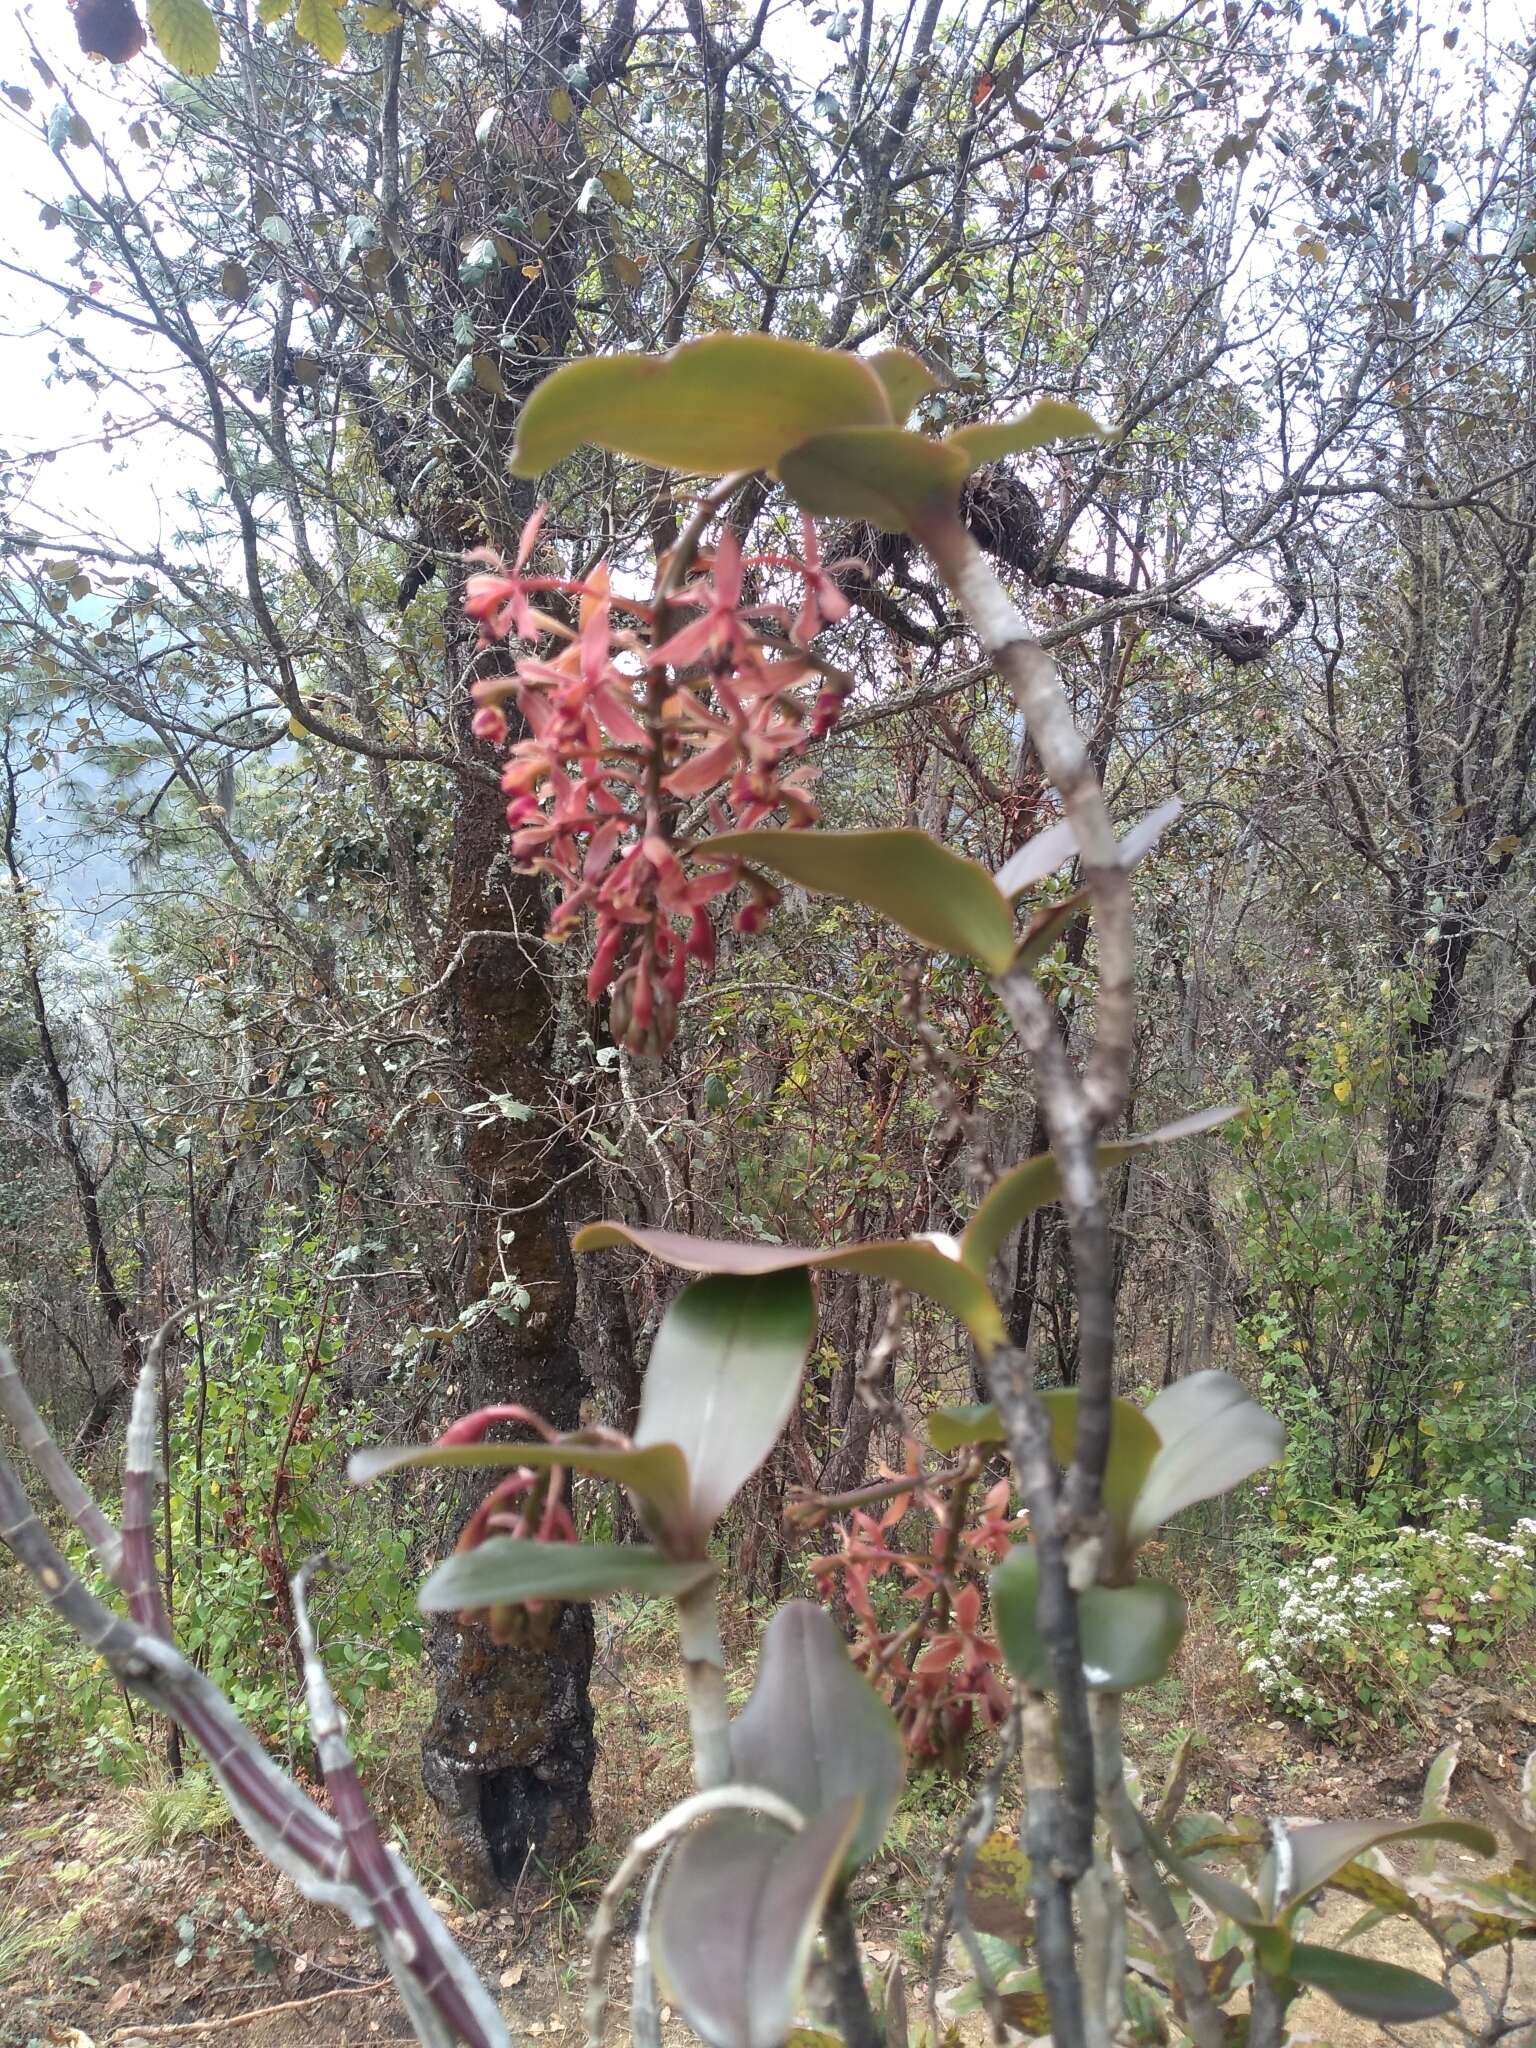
[464,509,856,1053]
[804,1446,1024,1764]
[435,1404,580,1643]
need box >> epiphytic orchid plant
[4,330,1529,2048]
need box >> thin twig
[106,1981,388,2038]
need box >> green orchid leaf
[868,347,939,423]
[635,1270,815,1533]
[777,426,973,529]
[961,1106,1240,1276]
[992,1547,1185,1692]
[731,1601,905,1870]
[574,1221,1006,1356]
[930,1389,1160,1541]
[418,1538,714,1613]
[1259,1819,1498,1923]
[1129,1368,1285,1548]
[947,397,1106,464]
[508,334,894,478]
[348,1437,692,1536]
[1286,1943,1457,2022]
[652,1800,862,2048]
[701,828,1017,973]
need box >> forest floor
[3,1616,1534,2048]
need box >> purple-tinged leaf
[731,1601,904,1869]
[574,1220,1006,1356]
[652,1800,862,2048]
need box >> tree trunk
[419,645,594,1899]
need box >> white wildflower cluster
[1238,1508,1536,1736]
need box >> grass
[0,1898,79,1989]
[111,1766,232,1857]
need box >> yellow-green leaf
[148,0,220,72]
[867,347,938,422]
[599,167,636,207]
[948,397,1106,465]
[701,826,1017,972]
[549,87,574,125]
[777,426,972,530]
[508,333,894,478]
[295,0,346,63]
[359,3,402,26]
[257,0,292,20]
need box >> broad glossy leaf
[418,1537,714,1613]
[652,1800,861,2048]
[930,1390,1160,1540]
[1129,1369,1285,1547]
[1259,1819,1497,1923]
[948,398,1106,464]
[992,1547,1185,1692]
[868,348,939,423]
[701,828,1017,973]
[1286,1943,1456,2022]
[637,1271,815,1533]
[508,335,893,478]
[575,1223,1005,1355]
[148,0,220,72]
[777,427,972,529]
[348,1436,692,1536]
[962,1107,1240,1276]
[731,1601,904,1869]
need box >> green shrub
[0,1572,137,1790]
[1237,1498,1536,1737]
